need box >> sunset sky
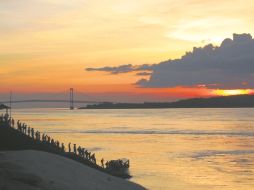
[1,0,254,102]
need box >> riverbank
[0,121,131,178]
[0,150,146,190]
[0,120,146,189]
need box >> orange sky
[1,0,254,101]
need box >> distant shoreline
[80,106,254,109]
[79,94,254,109]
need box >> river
[11,108,254,190]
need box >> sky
[1,0,254,102]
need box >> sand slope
[0,150,146,190]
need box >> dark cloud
[138,33,254,89]
[86,33,254,89]
[136,72,152,76]
[86,64,154,74]
[86,64,134,74]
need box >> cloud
[87,33,254,89]
[136,72,152,76]
[86,64,154,74]
[137,33,254,89]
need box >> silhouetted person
[91,153,96,164]
[21,123,25,133]
[101,158,104,168]
[61,143,65,152]
[28,127,31,137]
[31,128,34,139]
[24,124,27,134]
[42,133,45,141]
[56,141,60,149]
[84,150,89,159]
[17,122,21,131]
[51,139,55,146]
[81,148,85,158]
[68,143,71,153]
[119,160,123,167]
[74,144,77,155]
[86,151,91,160]
[35,131,39,140]
[17,120,20,129]
[77,146,82,156]
[125,160,130,167]
[11,118,14,127]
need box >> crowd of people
[0,112,130,176]
[1,113,101,167]
[0,113,14,127]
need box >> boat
[105,158,131,178]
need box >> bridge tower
[70,88,74,110]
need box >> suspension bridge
[0,89,101,110]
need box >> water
[10,108,254,190]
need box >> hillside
[80,94,254,109]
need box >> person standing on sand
[68,143,71,153]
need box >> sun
[214,89,252,96]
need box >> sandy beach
[0,150,146,190]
